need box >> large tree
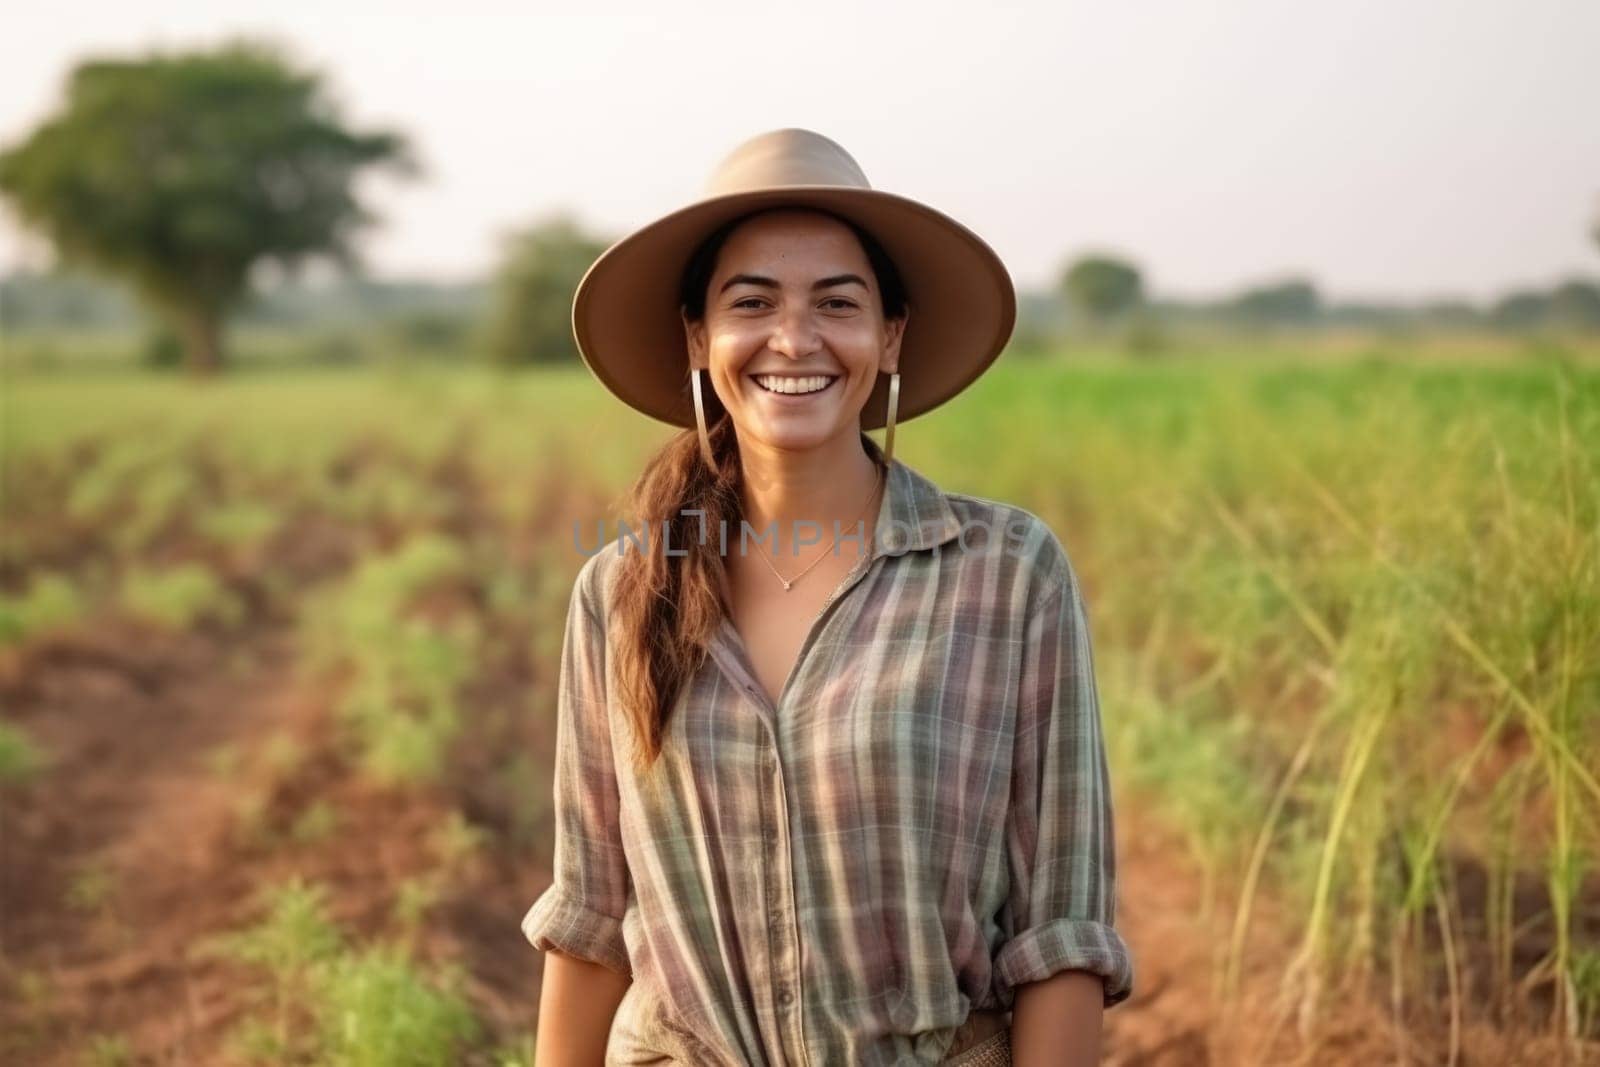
[1059,254,1144,326]
[0,38,415,374]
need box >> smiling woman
[522,128,1131,1066]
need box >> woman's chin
[729,380,876,452]
[737,414,854,454]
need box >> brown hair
[609,206,909,770]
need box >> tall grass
[924,355,1600,1045]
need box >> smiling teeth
[754,374,834,395]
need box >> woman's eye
[731,296,854,310]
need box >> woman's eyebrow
[718,273,869,294]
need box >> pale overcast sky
[3,0,1597,302]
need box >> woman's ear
[682,309,709,371]
[880,310,908,376]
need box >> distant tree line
[8,243,1599,371]
[1051,253,1600,336]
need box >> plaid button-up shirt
[522,451,1134,1065]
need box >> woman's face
[684,209,906,455]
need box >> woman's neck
[735,432,883,554]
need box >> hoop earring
[692,367,721,476]
[883,371,899,468]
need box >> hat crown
[703,127,873,197]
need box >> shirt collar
[871,454,963,557]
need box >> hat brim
[570,186,1016,431]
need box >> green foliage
[308,326,368,365]
[1490,289,1551,331]
[485,213,610,365]
[119,562,243,629]
[204,877,341,1063]
[333,618,477,784]
[312,944,479,1067]
[323,466,449,526]
[308,534,470,663]
[382,309,473,356]
[0,722,49,785]
[0,571,85,644]
[1060,253,1144,324]
[1575,947,1600,1038]
[196,499,284,550]
[83,1034,134,1067]
[210,878,342,974]
[67,436,185,523]
[1223,278,1321,325]
[1481,279,1600,335]
[261,732,306,777]
[139,323,185,369]
[204,742,243,779]
[0,37,415,373]
[390,875,441,940]
[66,861,115,913]
[490,1033,538,1067]
[1547,279,1600,331]
[502,749,554,849]
[205,877,480,1066]
[430,809,489,868]
[1122,311,1170,358]
[302,534,481,784]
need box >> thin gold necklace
[753,463,884,592]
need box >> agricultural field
[1,340,1597,1065]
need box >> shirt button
[777,987,793,1006]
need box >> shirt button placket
[763,736,809,1066]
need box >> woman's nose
[767,305,821,358]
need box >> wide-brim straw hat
[570,127,1016,431]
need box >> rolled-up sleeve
[993,552,1133,1009]
[520,556,633,977]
